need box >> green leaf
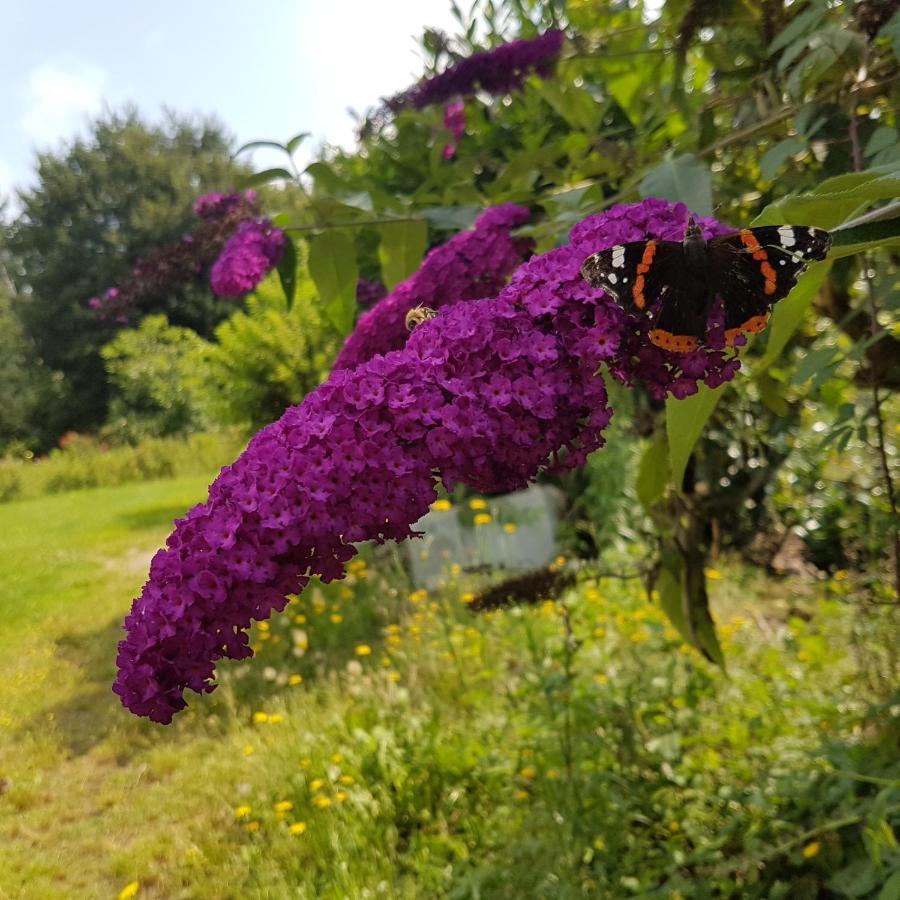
[308,230,358,336]
[640,154,713,216]
[760,138,807,181]
[235,139,287,157]
[421,205,482,231]
[636,433,670,512]
[656,555,724,666]
[665,383,727,492]
[882,10,900,60]
[752,262,832,373]
[538,81,602,132]
[378,220,428,290]
[240,167,295,189]
[877,869,900,900]
[865,127,898,158]
[276,237,298,311]
[286,132,310,155]
[769,4,828,54]
[831,216,900,258]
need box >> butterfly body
[581,219,831,352]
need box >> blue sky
[0,0,461,199]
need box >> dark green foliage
[0,292,65,454]
[2,109,248,440]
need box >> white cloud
[21,63,107,145]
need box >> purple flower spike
[387,30,565,111]
[114,263,613,723]
[443,100,466,159]
[333,203,531,371]
[210,218,287,298]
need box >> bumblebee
[405,305,438,331]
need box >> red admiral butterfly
[580,218,832,352]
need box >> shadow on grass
[117,503,191,532]
[17,617,214,759]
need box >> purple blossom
[332,203,532,371]
[193,190,257,221]
[387,30,565,111]
[210,219,287,298]
[443,100,466,159]
[356,278,388,310]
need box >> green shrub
[0,430,245,503]
[101,314,210,443]
[195,249,340,430]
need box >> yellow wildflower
[289,674,303,685]
[461,592,476,604]
[117,883,140,900]
[331,753,343,764]
[594,674,608,685]
[469,498,487,510]
[289,822,307,835]
[330,614,343,624]
[802,842,821,859]
[294,614,306,624]
[704,568,722,580]
[234,805,252,819]
[473,513,492,526]
[339,775,355,786]
[514,790,529,801]
[312,795,332,809]
[274,801,293,813]
[310,779,324,791]
[335,791,348,803]
[242,745,255,756]
[245,821,260,832]
[546,769,559,780]
[593,837,606,851]
[252,712,268,724]
[355,644,372,656]
[503,522,518,534]
[269,714,283,724]
[432,498,452,511]
[387,671,401,682]
[519,767,536,779]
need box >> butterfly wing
[709,226,832,345]
[581,240,709,351]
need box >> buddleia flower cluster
[114,199,743,723]
[385,30,565,112]
[210,218,287,298]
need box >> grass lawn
[0,476,897,899]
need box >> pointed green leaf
[286,132,310,155]
[308,230,358,336]
[636,433,670,512]
[276,238,298,311]
[830,216,900,258]
[759,138,807,181]
[656,556,724,665]
[235,139,288,157]
[240,167,295,189]
[640,154,713,216]
[378,219,428,290]
[666,383,726,493]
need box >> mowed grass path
[0,476,256,899]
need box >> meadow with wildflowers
[0,476,897,897]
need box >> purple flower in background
[443,100,466,159]
[356,279,388,310]
[387,30,565,111]
[210,218,287,298]
[89,189,261,323]
[193,190,257,221]
[333,203,531,371]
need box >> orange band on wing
[649,328,699,353]
[740,229,777,295]
[725,313,771,347]
[631,241,656,309]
